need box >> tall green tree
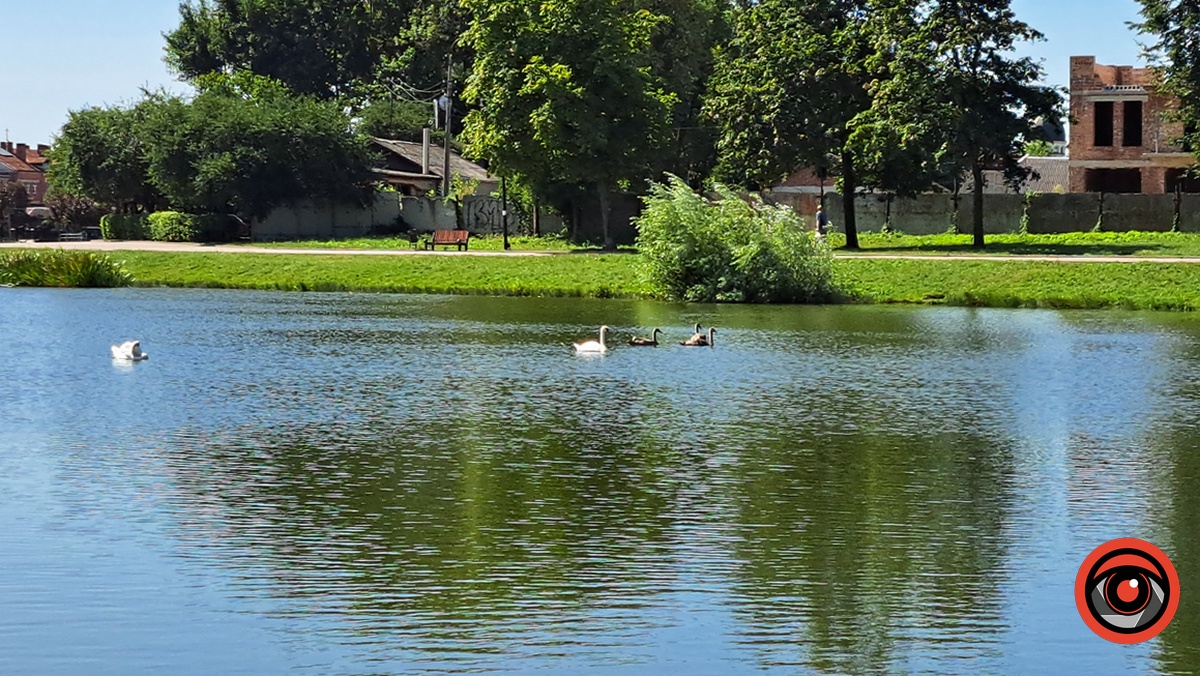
[141,74,374,220]
[48,104,162,212]
[1136,0,1200,158]
[645,0,730,185]
[705,0,889,249]
[165,0,422,98]
[920,0,1061,247]
[461,0,676,250]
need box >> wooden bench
[58,231,86,242]
[424,229,471,251]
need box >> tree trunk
[532,199,540,236]
[841,153,859,250]
[598,182,615,251]
[972,161,985,248]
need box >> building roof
[0,148,39,175]
[371,137,493,182]
[975,156,1070,194]
[24,148,48,169]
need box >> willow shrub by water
[635,176,835,303]
[0,250,133,288]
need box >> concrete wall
[1100,193,1175,232]
[820,193,1021,235]
[253,192,565,241]
[254,192,405,241]
[1179,195,1200,232]
[1024,194,1100,233]
[256,188,1196,243]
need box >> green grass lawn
[102,249,1200,312]
[253,231,1200,258]
[117,250,650,298]
[835,258,1200,311]
[832,231,1200,257]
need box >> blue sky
[0,0,1151,146]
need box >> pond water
[2,288,1200,674]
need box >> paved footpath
[0,240,561,257]
[5,239,1200,264]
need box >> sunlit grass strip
[833,231,1200,257]
[118,251,649,299]
[0,249,133,287]
[52,249,1200,311]
[835,258,1200,311]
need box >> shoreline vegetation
[9,232,1200,311]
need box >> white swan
[111,340,149,361]
[574,326,609,353]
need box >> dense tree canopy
[705,0,1060,248]
[461,0,677,249]
[47,104,162,212]
[165,0,464,99]
[705,0,888,248]
[146,0,1068,247]
[49,75,372,221]
[919,0,1062,247]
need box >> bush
[0,249,133,287]
[147,211,195,242]
[100,213,147,240]
[635,175,836,303]
[146,212,240,242]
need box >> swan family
[574,323,715,353]
[111,340,149,361]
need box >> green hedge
[99,213,147,240]
[147,211,194,242]
[145,212,240,243]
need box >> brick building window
[1094,101,1114,147]
[1123,101,1143,147]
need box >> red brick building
[1068,56,1196,194]
[0,142,49,205]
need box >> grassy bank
[14,249,1200,312]
[833,231,1200,257]
[836,258,1200,310]
[117,250,649,298]
[252,231,1200,257]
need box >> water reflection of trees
[161,371,688,653]
[719,421,1016,672]
[1138,325,1200,673]
[155,298,1038,670]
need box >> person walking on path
[815,205,829,239]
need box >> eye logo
[1075,538,1180,644]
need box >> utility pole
[442,56,454,198]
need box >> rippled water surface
[4,288,1200,674]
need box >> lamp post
[501,176,510,250]
[441,56,454,199]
